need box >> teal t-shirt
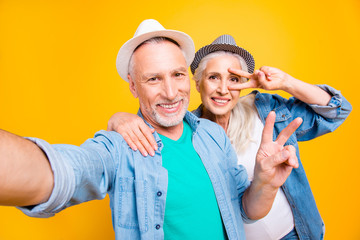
[159,121,226,240]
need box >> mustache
[155,97,184,105]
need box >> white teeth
[214,99,228,104]
[159,101,180,109]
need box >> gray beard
[141,99,189,128]
[153,107,187,127]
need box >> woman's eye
[209,75,218,80]
[230,77,239,83]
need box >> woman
[107,35,352,239]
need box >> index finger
[139,122,157,150]
[228,68,253,79]
[261,111,276,144]
[275,117,303,146]
[228,81,253,90]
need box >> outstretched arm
[228,66,331,106]
[0,129,54,206]
[242,111,302,219]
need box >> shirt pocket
[117,177,149,233]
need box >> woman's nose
[217,80,229,95]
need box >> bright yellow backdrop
[0,0,359,239]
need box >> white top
[237,116,294,240]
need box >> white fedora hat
[116,19,195,82]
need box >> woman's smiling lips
[211,97,230,106]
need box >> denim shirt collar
[192,104,203,118]
[136,109,201,149]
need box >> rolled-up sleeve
[278,84,353,141]
[17,130,118,218]
[308,84,352,119]
[18,137,76,218]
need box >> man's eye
[148,77,158,82]
[175,73,184,77]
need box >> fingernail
[154,144,158,151]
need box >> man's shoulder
[196,119,230,150]
[185,110,228,140]
[185,111,224,133]
[82,130,130,151]
[198,117,224,131]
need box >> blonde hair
[193,51,258,154]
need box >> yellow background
[0,0,359,239]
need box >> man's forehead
[132,41,187,74]
[133,40,183,58]
[141,66,188,77]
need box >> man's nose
[163,78,178,100]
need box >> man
[0,19,302,239]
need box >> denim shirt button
[157,191,162,197]
[155,224,161,230]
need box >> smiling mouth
[211,97,230,105]
[157,100,182,113]
[159,102,180,109]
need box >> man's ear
[128,74,138,98]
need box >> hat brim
[116,30,195,82]
[190,43,255,74]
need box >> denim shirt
[19,111,252,240]
[193,84,352,240]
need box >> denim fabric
[254,85,351,240]
[281,228,299,240]
[19,111,251,240]
[193,84,352,240]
